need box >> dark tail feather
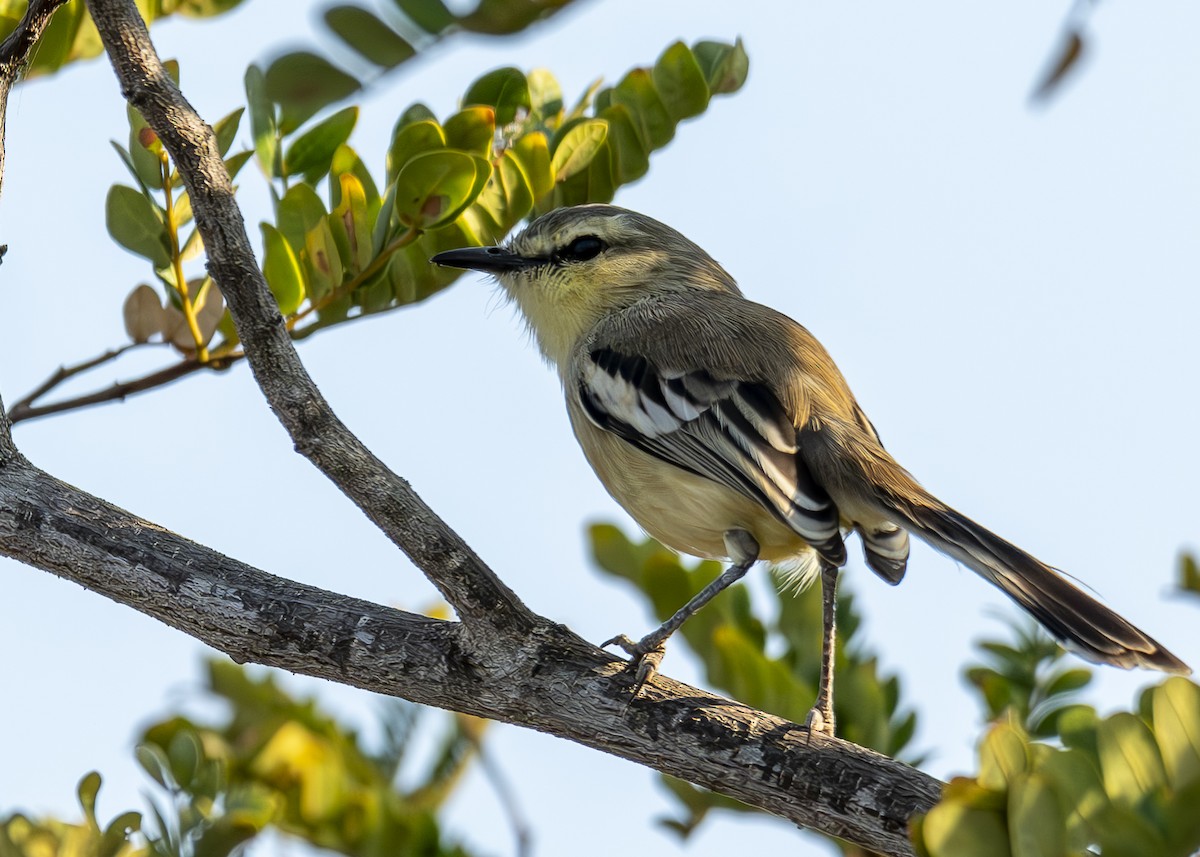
[891,496,1189,674]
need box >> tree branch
[0,2,947,853]
[0,450,941,855]
[85,0,534,636]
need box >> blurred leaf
[324,6,415,68]
[463,66,530,125]
[244,65,279,178]
[443,107,496,159]
[652,40,710,122]
[1152,677,1200,790]
[1178,553,1200,597]
[264,52,361,133]
[284,106,359,183]
[392,0,456,34]
[1098,712,1168,804]
[212,107,245,158]
[123,284,165,343]
[1031,30,1085,103]
[693,38,750,95]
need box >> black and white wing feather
[578,347,847,565]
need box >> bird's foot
[602,632,667,694]
[804,702,836,738]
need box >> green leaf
[1042,667,1093,699]
[1098,711,1168,805]
[284,106,359,184]
[386,118,446,183]
[692,38,750,95]
[331,173,373,274]
[1152,677,1200,791]
[550,118,607,182]
[106,185,170,268]
[167,727,202,789]
[443,107,496,158]
[921,796,1011,857]
[212,107,245,157]
[77,771,102,827]
[330,145,381,218]
[391,0,455,34]
[135,742,173,789]
[652,41,711,122]
[527,68,563,120]
[599,104,649,184]
[260,223,306,315]
[276,183,329,254]
[304,218,343,302]
[225,150,255,180]
[127,104,164,190]
[511,132,552,200]
[463,66,531,126]
[324,6,415,69]
[605,69,674,149]
[393,150,488,230]
[1007,773,1066,857]
[244,65,279,178]
[264,52,361,133]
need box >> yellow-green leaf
[260,223,305,315]
[550,119,607,182]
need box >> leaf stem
[161,154,209,361]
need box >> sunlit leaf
[260,223,306,315]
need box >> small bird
[432,204,1189,735]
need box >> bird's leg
[605,529,760,692]
[805,560,840,737]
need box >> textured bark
[0,2,949,854]
[0,449,940,854]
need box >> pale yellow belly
[568,406,813,563]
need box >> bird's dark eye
[556,235,605,263]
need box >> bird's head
[431,204,739,365]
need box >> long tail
[807,423,1190,674]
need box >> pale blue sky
[2,2,1198,855]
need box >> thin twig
[7,355,215,424]
[9,344,136,412]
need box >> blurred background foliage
[1,661,484,857]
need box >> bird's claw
[804,704,836,738]
[602,633,667,693]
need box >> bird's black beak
[430,245,531,274]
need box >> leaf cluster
[913,677,1200,857]
[109,39,748,355]
[0,660,483,857]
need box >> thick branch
[0,452,941,854]
[84,0,533,635]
